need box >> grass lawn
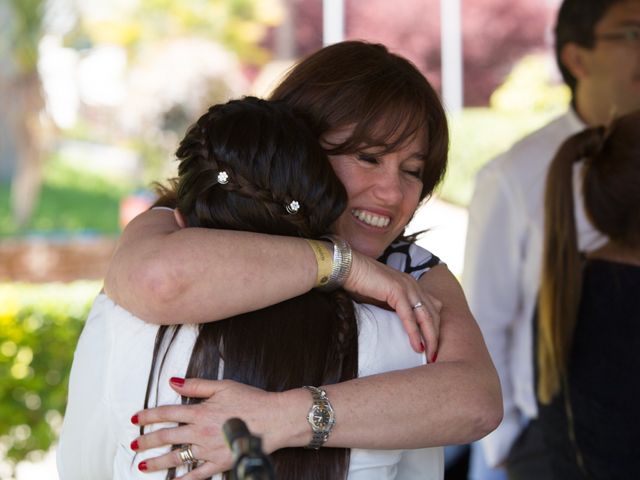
[0,153,136,238]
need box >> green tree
[72,0,282,63]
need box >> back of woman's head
[174,96,347,238]
[270,40,448,201]
[583,110,640,247]
[538,109,640,404]
[151,97,357,479]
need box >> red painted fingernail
[131,414,139,425]
[131,440,139,451]
[431,352,438,363]
[138,461,148,472]
[419,342,425,353]
[170,377,185,386]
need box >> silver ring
[412,301,424,310]
[178,444,197,466]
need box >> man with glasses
[464,0,640,479]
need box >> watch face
[310,404,334,431]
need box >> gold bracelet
[305,239,333,288]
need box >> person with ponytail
[537,109,640,478]
[465,1,640,476]
[58,97,444,479]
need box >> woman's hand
[130,378,295,479]
[345,251,443,359]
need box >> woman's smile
[351,208,392,229]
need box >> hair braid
[149,97,356,479]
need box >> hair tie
[573,126,607,166]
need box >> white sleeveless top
[58,242,444,480]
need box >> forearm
[276,265,502,450]
[279,363,500,450]
[104,210,317,323]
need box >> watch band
[303,386,335,449]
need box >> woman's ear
[561,42,590,80]
[174,208,187,228]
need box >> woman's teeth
[352,209,390,228]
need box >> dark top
[537,259,640,479]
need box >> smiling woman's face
[324,127,426,259]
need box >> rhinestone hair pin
[216,171,229,184]
[285,200,300,214]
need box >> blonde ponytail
[538,127,605,404]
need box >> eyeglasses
[596,26,640,47]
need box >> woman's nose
[372,170,403,204]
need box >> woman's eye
[357,153,378,164]
[404,169,422,179]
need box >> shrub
[0,282,100,468]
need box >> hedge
[0,282,101,468]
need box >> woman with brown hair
[100,41,501,477]
[537,109,640,478]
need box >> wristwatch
[303,386,335,449]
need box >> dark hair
[554,0,624,97]
[149,97,358,480]
[538,109,640,404]
[270,41,449,203]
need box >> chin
[337,226,391,259]
[349,240,386,259]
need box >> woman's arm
[131,265,502,476]
[105,209,439,353]
[105,209,317,324]
[289,265,501,448]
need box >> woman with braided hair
[61,41,501,479]
[59,97,444,479]
[536,109,640,478]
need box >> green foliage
[0,152,134,237]
[438,107,566,206]
[7,0,45,73]
[77,0,281,65]
[0,282,101,467]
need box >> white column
[323,0,345,46]
[441,0,463,112]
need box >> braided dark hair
[148,97,358,480]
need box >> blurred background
[0,0,567,478]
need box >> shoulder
[379,240,441,279]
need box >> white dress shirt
[463,110,605,467]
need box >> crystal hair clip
[285,200,300,214]
[217,171,229,184]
